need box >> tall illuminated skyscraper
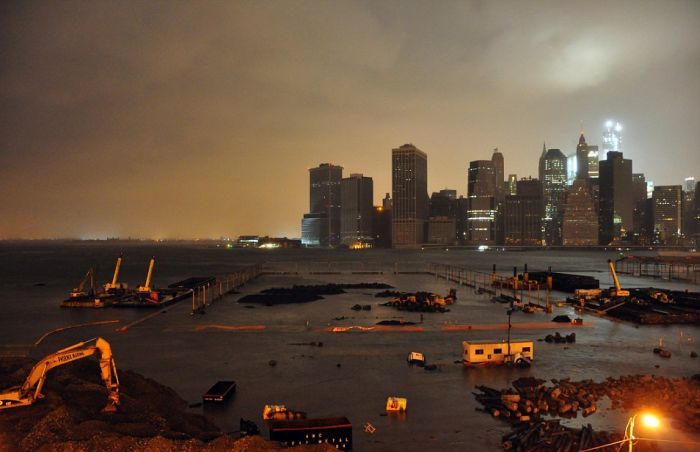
[542,148,568,246]
[602,120,623,157]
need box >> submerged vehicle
[407,352,425,366]
[462,340,533,367]
[203,380,236,403]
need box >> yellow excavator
[0,337,120,412]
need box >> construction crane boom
[0,337,120,412]
[607,259,630,297]
[138,257,155,293]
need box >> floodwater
[1,242,699,451]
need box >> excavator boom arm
[1,337,119,411]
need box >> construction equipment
[137,256,156,293]
[104,254,127,292]
[69,268,96,299]
[607,259,630,297]
[0,337,119,412]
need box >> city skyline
[1,1,699,239]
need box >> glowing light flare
[640,413,660,429]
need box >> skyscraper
[599,151,633,244]
[632,173,650,245]
[684,177,696,238]
[653,186,682,245]
[542,148,567,246]
[492,148,505,199]
[392,144,428,247]
[562,179,598,246]
[507,174,518,196]
[428,189,457,245]
[302,163,343,246]
[504,178,542,246]
[340,173,373,247]
[576,133,589,180]
[467,160,497,244]
[602,120,623,157]
[587,145,600,179]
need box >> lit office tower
[504,179,543,246]
[587,145,599,179]
[562,179,598,246]
[602,120,623,157]
[507,174,518,196]
[684,177,696,238]
[392,144,428,247]
[467,160,497,244]
[653,186,682,245]
[340,174,374,247]
[576,133,589,180]
[302,163,343,247]
[566,153,577,186]
[542,149,568,246]
[491,148,505,244]
[599,151,633,245]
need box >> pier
[615,255,700,285]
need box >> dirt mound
[0,358,335,451]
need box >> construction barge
[61,255,211,309]
[569,260,700,325]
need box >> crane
[0,337,120,412]
[69,268,96,299]
[137,256,155,293]
[103,254,126,292]
[607,259,630,298]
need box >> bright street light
[627,412,660,452]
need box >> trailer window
[475,349,484,355]
[523,347,531,352]
[494,348,502,354]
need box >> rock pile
[473,374,700,450]
[543,332,576,343]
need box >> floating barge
[203,380,236,403]
[268,416,352,450]
[527,272,599,293]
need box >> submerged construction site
[2,248,699,451]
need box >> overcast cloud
[1,0,699,238]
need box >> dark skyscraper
[340,173,373,247]
[599,151,633,244]
[302,163,343,246]
[562,179,598,246]
[542,148,567,245]
[576,133,589,180]
[392,144,428,247]
[504,178,543,246]
[467,160,497,244]
[632,173,650,245]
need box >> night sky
[1,1,699,239]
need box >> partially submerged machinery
[0,337,120,412]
